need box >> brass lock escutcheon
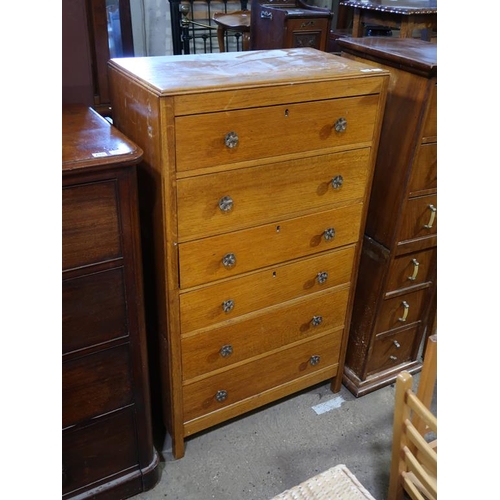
[310,355,321,366]
[311,315,323,327]
[224,131,239,149]
[219,195,234,213]
[215,390,228,402]
[323,228,336,241]
[331,175,344,189]
[220,345,233,357]
[222,299,235,313]
[222,253,236,269]
[316,271,328,284]
[334,117,347,133]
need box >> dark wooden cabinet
[338,38,437,397]
[250,0,332,51]
[62,105,159,498]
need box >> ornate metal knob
[215,390,228,402]
[310,355,321,366]
[220,345,233,357]
[311,315,323,327]
[222,253,236,269]
[316,271,328,284]
[398,301,409,322]
[219,196,234,212]
[323,228,335,241]
[331,175,344,189]
[334,117,347,133]
[389,355,398,361]
[423,204,437,229]
[224,131,239,149]
[393,340,401,349]
[408,258,420,281]
[222,299,235,313]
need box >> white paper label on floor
[312,395,346,415]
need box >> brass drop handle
[222,299,235,313]
[423,204,437,229]
[408,259,420,281]
[334,117,347,133]
[317,271,329,284]
[220,345,233,357]
[219,196,234,212]
[310,355,321,366]
[215,390,228,402]
[222,253,236,269]
[389,355,398,361]
[331,175,344,189]
[323,228,336,241]
[398,301,409,322]
[393,340,401,349]
[224,131,239,149]
[311,315,323,327]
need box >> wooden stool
[213,11,251,52]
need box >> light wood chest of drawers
[108,48,389,458]
[338,38,437,397]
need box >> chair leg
[217,25,226,52]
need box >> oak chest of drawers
[338,38,437,396]
[62,105,159,498]
[108,48,389,458]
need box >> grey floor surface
[132,376,436,500]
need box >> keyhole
[284,109,289,117]
[276,225,281,233]
[272,271,277,278]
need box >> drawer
[175,95,380,171]
[408,142,437,196]
[287,18,329,50]
[63,268,128,354]
[422,82,437,140]
[179,204,363,288]
[385,247,436,294]
[182,331,341,423]
[63,180,122,271]
[366,326,418,375]
[180,246,355,333]
[398,194,437,244]
[177,148,371,241]
[182,288,349,380]
[62,344,133,428]
[62,409,138,496]
[374,288,428,335]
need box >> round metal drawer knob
[224,131,239,149]
[310,355,321,366]
[219,345,233,357]
[222,299,235,313]
[311,315,323,327]
[334,117,347,133]
[316,271,329,284]
[331,175,344,189]
[323,228,336,241]
[222,253,236,269]
[219,196,234,212]
[215,390,228,402]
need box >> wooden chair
[388,334,437,500]
[213,10,251,52]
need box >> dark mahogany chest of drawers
[62,105,159,499]
[338,38,437,397]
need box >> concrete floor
[132,375,437,500]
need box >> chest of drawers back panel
[338,38,437,397]
[62,106,159,498]
[108,48,389,458]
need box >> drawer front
[179,204,363,288]
[62,344,133,428]
[177,148,371,241]
[408,142,437,195]
[374,288,428,334]
[422,82,437,140]
[398,194,437,244]
[385,247,436,294]
[62,409,138,496]
[183,331,341,422]
[63,180,121,271]
[175,95,380,171]
[63,268,128,354]
[182,288,349,380]
[366,326,418,375]
[287,18,329,50]
[180,246,355,333]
